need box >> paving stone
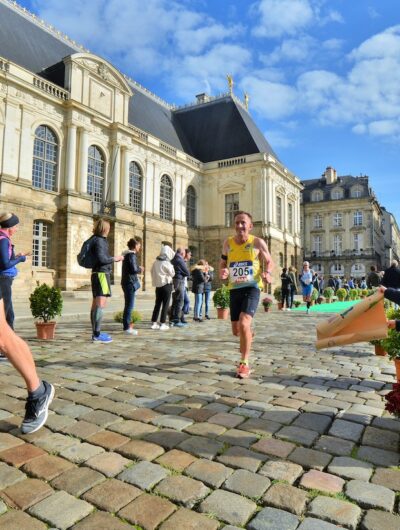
[59,442,105,463]
[61,420,102,440]
[51,467,105,496]
[247,506,299,530]
[86,430,130,450]
[151,414,193,430]
[345,479,395,511]
[78,410,121,427]
[289,447,332,470]
[307,496,362,530]
[184,422,226,438]
[155,475,209,508]
[156,449,197,472]
[231,407,262,418]
[35,433,80,453]
[118,493,176,530]
[0,500,6,515]
[372,416,400,432]
[144,429,190,449]
[298,518,344,529]
[328,419,364,442]
[252,437,295,458]
[21,454,74,481]
[314,435,355,456]
[292,413,332,434]
[208,412,245,428]
[0,443,45,467]
[0,462,26,489]
[262,408,300,424]
[28,490,93,530]
[122,407,160,423]
[0,510,47,530]
[357,445,399,467]
[82,478,142,511]
[181,408,217,422]
[84,451,131,477]
[276,425,319,447]
[328,456,373,481]
[371,467,400,490]
[159,507,219,530]
[178,435,224,459]
[218,428,259,448]
[337,411,372,425]
[300,469,345,493]
[71,511,132,530]
[118,461,169,490]
[348,404,383,417]
[301,403,338,417]
[262,483,307,516]
[361,509,400,530]
[0,433,24,452]
[362,426,399,451]
[1,478,53,509]
[185,458,233,487]
[259,459,303,484]
[238,417,281,436]
[117,439,164,461]
[199,489,257,526]
[109,419,158,437]
[217,446,267,471]
[224,469,270,499]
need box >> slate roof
[0,0,279,163]
[301,175,372,202]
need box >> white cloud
[241,76,297,119]
[251,0,314,38]
[264,128,294,148]
[269,36,316,65]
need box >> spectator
[367,265,380,289]
[280,267,292,310]
[202,261,214,319]
[171,247,190,327]
[121,238,143,335]
[288,266,298,309]
[191,260,207,321]
[150,245,175,330]
[381,260,400,289]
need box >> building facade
[301,167,387,279]
[0,0,302,296]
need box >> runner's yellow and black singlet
[227,235,263,290]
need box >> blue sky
[20,0,400,219]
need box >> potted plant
[361,289,369,298]
[382,332,400,381]
[273,286,283,310]
[317,294,325,305]
[114,310,142,328]
[29,283,63,339]
[336,287,347,301]
[349,288,359,301]
[310,287,319,305]
[323,287,334,303]
[369,339,387,357]
[384,383,400,418]
[262,296,273,312]
[294,300,302,308]
[213,285,230,319]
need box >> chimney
[325,166,337,185]
[195,93,209,104]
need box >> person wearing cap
[0,213,54,434]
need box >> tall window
[313,235,322,256]
[354,233,363,253]
[276,196,282,229]
[354,211,363,226]
[333,212,342,227]
[314,214,322,229]
[279,252,284,267]
[87,145,104,205]
[331,188,343,200]
[160,174,173,221]
[186,186,197,227]
[312,191,322,202]
[32,125,58,191]
[32,221,51,267]
[129,162,142,213]
[288,203,294,233]
[333,234,342,255]
[225,193,239,227]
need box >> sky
[18,0,400,219]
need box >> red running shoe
[236,363,251,379]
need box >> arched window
[32,220,51,267]
[331,188,343,200]
[129,162,142,213]
[351,186,363,198]
[32,125,58,191]
[312,190,323,202]
[160,174,173,221]
[186,186,196,227]
[87,146,104,205]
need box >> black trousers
[0,276,14,329]
[152,284,173,324]
[171,279,185,322]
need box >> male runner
[220,211,274,378]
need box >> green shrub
[212,285,230,309]
[29,283,63,323]
[294,300,302,307]
[336,288,347,301]
[114,310,142,324]
[273,286,282,302]
[382,330,400,361]
[361,289,369,297]
[349,288,359,300]
[311,287,319,301]
[323,287,334,299]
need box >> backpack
[77,236,97,269]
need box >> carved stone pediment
[218,181,246,193]
[71,54,132,95]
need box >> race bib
[229,260,254,284]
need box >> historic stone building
[301,167,388,279]
[0,0,302,295]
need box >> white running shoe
[159,323,169,331]
[124,328,138,335]
[151,322,160,330]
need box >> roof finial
[244,92,249,110]
[226,74,234,94]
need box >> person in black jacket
[171,248,190,327]
[381,261,400,289]
[280,268,292,310]
[202,262,214,319]
[121,238,143,335]
[191,260,206,322]
[90,219,123,343]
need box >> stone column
[122,147,130,205]
[78,128,88,194]
[110,143,121,203]
[65,124,77,190]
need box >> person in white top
[150,245,175,330]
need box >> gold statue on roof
[244,92,249,110]
[226,74,234,94]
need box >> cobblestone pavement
[0,309,399,529]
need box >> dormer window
[312,190,323,202]
[351,187,363,198]
[331,188,343,200]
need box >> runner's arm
[256,238,274,283]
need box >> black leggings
[152,284,173,324]
[281,289,290,309]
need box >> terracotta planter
[374,344,387,356]
[263,306,271,312]
[395,359,400,382]
[35,321,56,340]
[217,308,229,320]
[277,302,283,310]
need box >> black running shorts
[229,286,260,322]
[91,272,111,298]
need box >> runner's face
[234,214,252,237]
